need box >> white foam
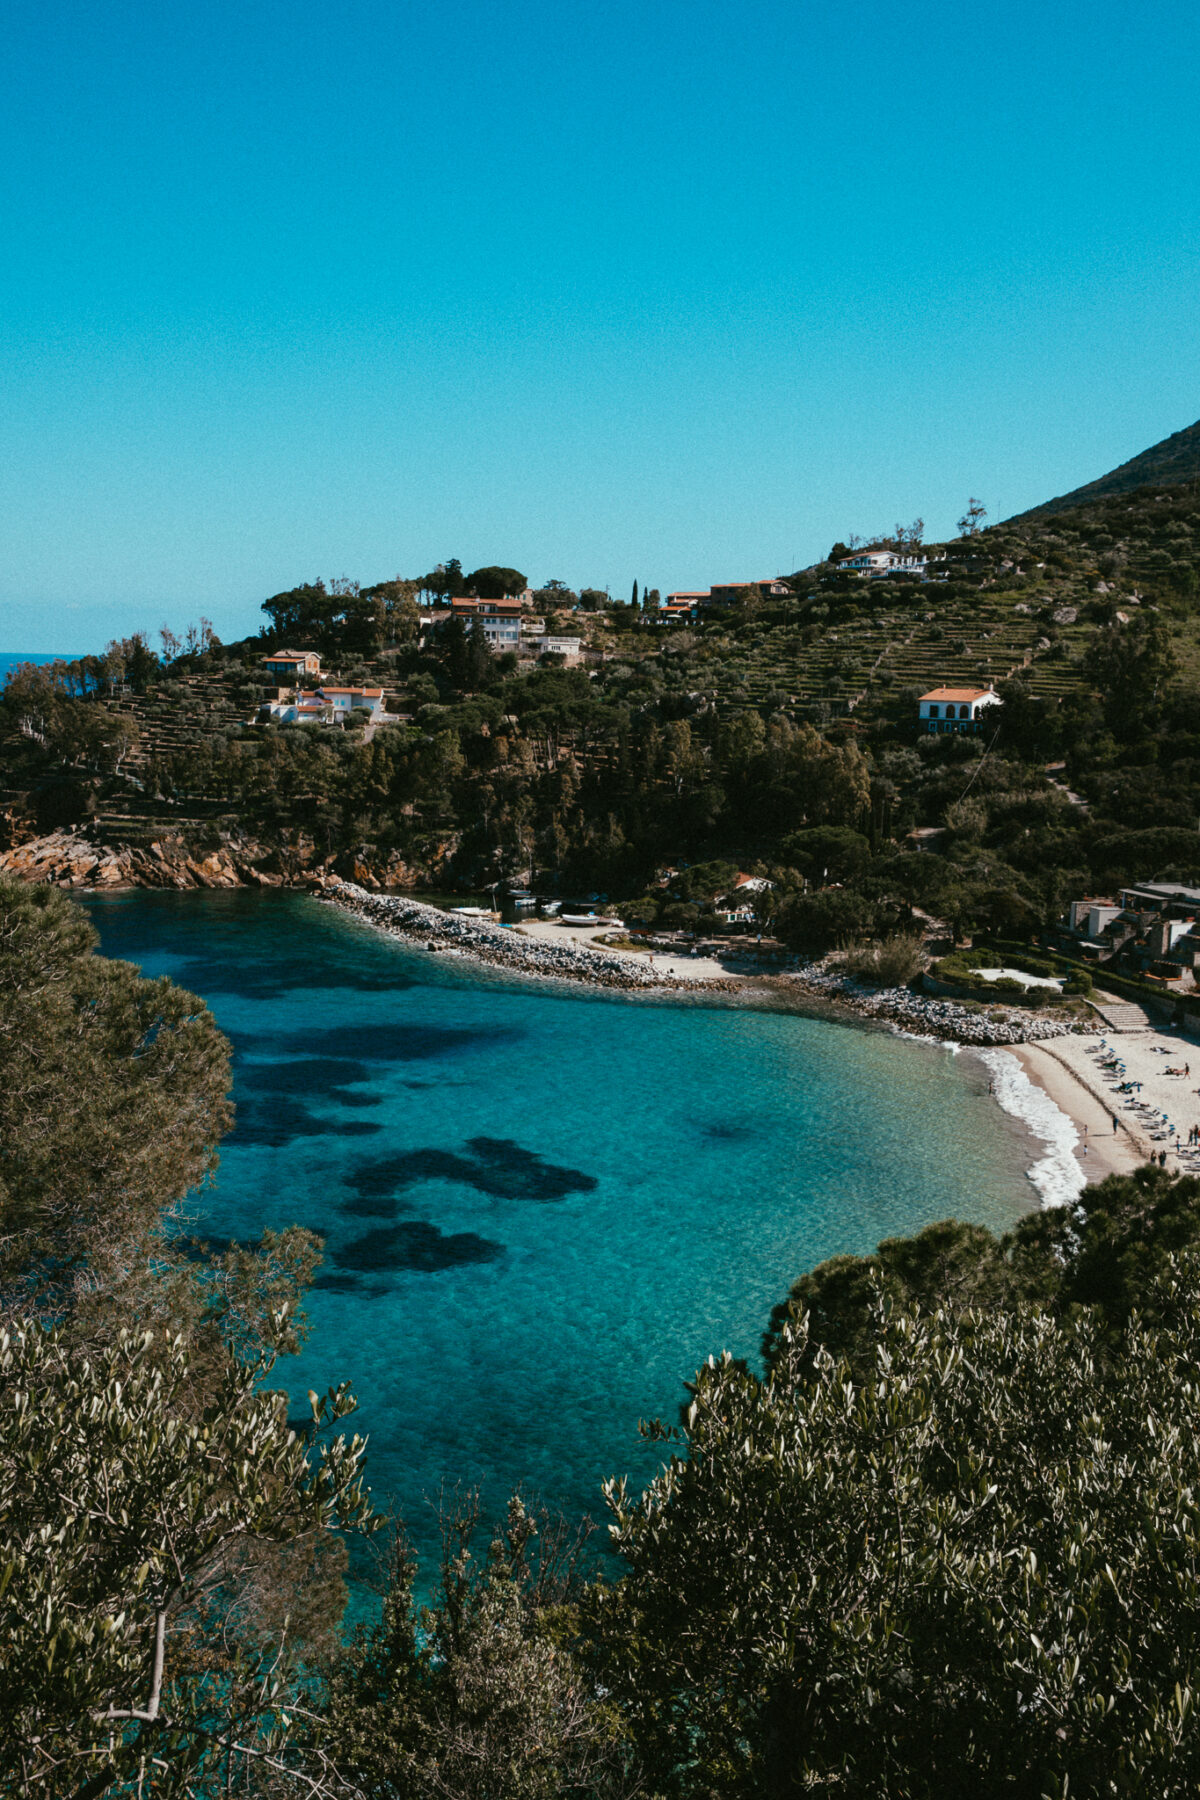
[978,1048,1086,1209]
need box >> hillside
[6,453,1200,941]
[1009,416,1200,520]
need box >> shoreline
[318,878,743,993]
[321,879,1107,1214]
[41,853,1120,1210]
[1013,1038,1169,1181]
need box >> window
[959,704,970,719]
[928,704,940,718]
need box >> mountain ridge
[1009,416,1200,521]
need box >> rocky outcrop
[0,829,288,890]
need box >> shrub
[843,932,925,988]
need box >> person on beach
[1113,1114,1119,1134]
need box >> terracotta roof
[920,686,997,702]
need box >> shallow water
[84,889,1037,1576]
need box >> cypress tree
[631,579,639,609]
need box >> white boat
[452,906,495,918]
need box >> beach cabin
[918,686,1001,734]
[263,649,321,681]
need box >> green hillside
[7,436,1200,952]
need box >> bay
[83,888,1036,1577]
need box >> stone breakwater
[781,966,1080,1046]
[321,879,735,993]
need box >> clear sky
[3,0,1200,652]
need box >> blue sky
[3,0,1199,652]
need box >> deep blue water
[83,889,1035,1577]
[0,651,82,681]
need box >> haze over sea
[85,889,1037,1576]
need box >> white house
[918,686,1001,734]
[1068,900,1123,939]
[522,634,583,662]
[450,597,523,650]
[263,685,385,724]
[837,551,927,577]
[314,685,386,718]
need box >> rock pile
[322,880,731,993]
[782,966,1080,1046]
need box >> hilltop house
[837,551,928,578]
[263,649,321,681]
[918,686,1002,734]
[662,593,706,622]
[449,597,523,650]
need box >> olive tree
[0,1317,374,1797]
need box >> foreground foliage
[313,1499,638,1800]
[0,1319,373,1797]
[600,1270,1200,1798]
[762,1163,1200,1375]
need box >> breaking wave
[978,1048,1085,1209]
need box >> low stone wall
[921,971,1053,1006]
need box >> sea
[80,888,1058,1584]
[0,651,81,682]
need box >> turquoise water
[83,890,1035,1576]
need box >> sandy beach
[511,917,738,982]
[1016,1004,1200,1185]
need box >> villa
[918,686,1002,734]
[262,685,385,724]
[705,579,791,609]
[1058,883,1200,984]
[449,597,523,650]
[837,551,928,578]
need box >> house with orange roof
[262,684,385,725]
[918,685,1002,734]
[449,597,523,650]
[313,685,385,718]
[706,579,791,609]
[263,648,322,680]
